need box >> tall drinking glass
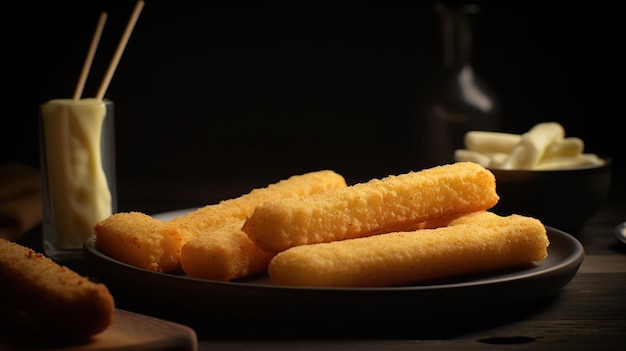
[39,98,116,261]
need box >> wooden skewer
[73,11,108,100]
[96,0,145,100]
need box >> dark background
[3,0,623,211]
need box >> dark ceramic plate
[84,209,584,337]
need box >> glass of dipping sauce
[39,98,116,261]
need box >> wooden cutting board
[0,308,197,350]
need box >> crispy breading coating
[94,212,185,272]
[268,212,549,287]
[95,170,347,275]
[0,238,115,338]
[178,170,346,280]
[242,162,499,252]
[180,222,275,281]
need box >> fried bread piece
[95,170,347,274]
[268,211,549,287]
[242,162,499,252]
[0,238,115,339]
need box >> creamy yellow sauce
[41,98,112,249]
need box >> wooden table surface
[9,179,626,351]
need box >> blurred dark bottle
[413,2,500,170]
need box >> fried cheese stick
[94,212,186,272]
[180,222,275,280]
[242,162,499,252]
[95,170,347,274]
[178,170,347,280]
[0,238,115,339]
[268,212,549,287]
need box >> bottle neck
[439,4,477,71]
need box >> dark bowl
[488,159,612,235]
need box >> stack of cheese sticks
[95,162,550,287]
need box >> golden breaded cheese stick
[242,162,499,252]
[95,170,347,273]
[180,222,275,280]
[168,170,347,234]
[0,238,115,338]
[268,212,549,287]
[177,170,346,280]
[94,212,186,272]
